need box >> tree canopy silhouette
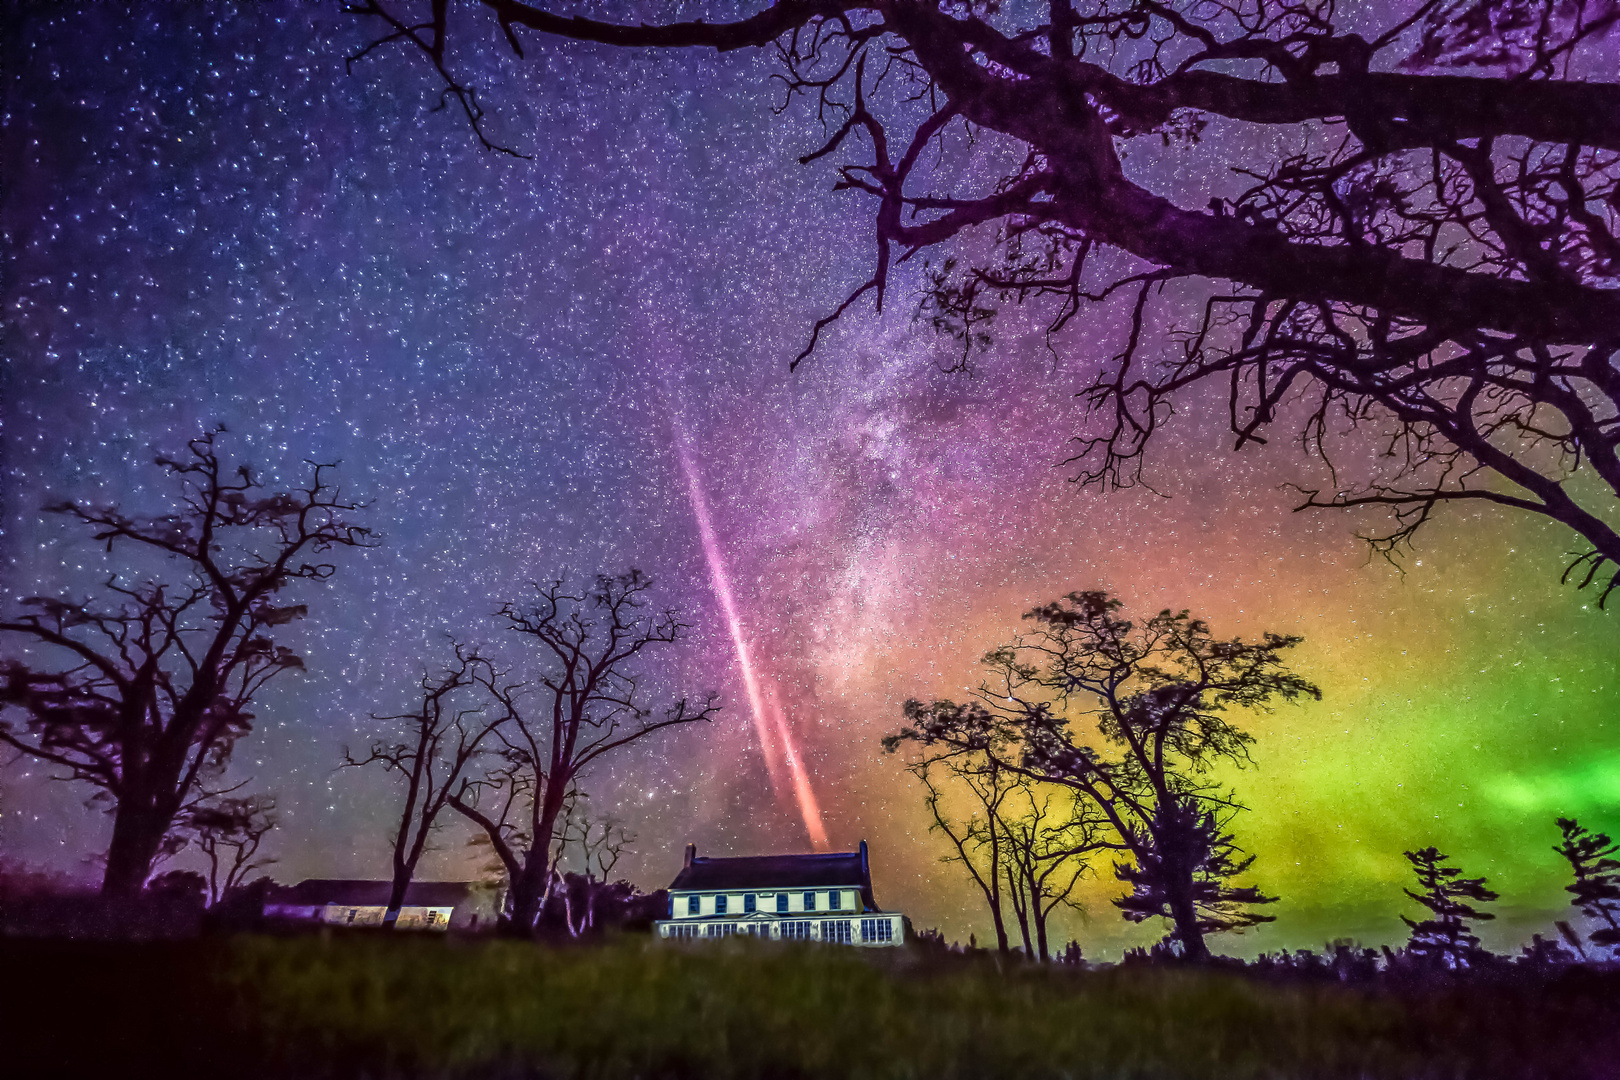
[0,430,371,897]
[1554,816,1620,956]
[886,590,1316,960]
[353,0,1620,603]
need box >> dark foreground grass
[3,933,1617,1079]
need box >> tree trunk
[987,873,1011,954]
[1032,892,1051,963]
[504,861,550,937]
[1005,863,1033,957]
[1164,868,1209,962]
[384,864,413,928]
[101,802,171,898]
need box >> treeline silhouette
[0,431,709,940]
[2,434,1616,976]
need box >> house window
[776,893,789,913]
[821,919,852,944]
[744,893,756,913]
[828,890,842,911]
[780,920,812,941]
[803,891,816,912]
[687,895,700,916]
[667,923,699,939]
[716,894,728,915]
[861,917,894,943]
[706,923,736,938]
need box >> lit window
[803,891,816,912]
[687,895,700,916]
[828,890,842,911]
[716,894,728,915]
[776,893,789,914]
[744,893,756,913]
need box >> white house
[262,879,504,931]
[654,840,905,947]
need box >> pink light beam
[671,428,830,851]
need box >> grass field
[4,933,1617,1078]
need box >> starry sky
[3,2,1617,959]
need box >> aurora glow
[672,406,829,849]
[1,3,1616,959]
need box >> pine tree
[1113,796,1276,953]
[1554,817,1620,956]
[1401,847,1498,969]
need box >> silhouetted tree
[145,869,208,909]
[1519,932,1578,968]
[341,645,508,926]
[355,0,1620,603]
[1554,816,1620,956]
[908,741,1106,958]
[888,591,1315,960]
[1402,846,1498,969]
[0,430,371,897]
[1113,795,1278,949]
[999,779,1101,961]
[184,794,278,906]
[210,873,278,929]
[543,798,636,938]
[447,570,719,935]
[911,754,1020,954]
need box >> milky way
[3,2,1617,957]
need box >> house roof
[666,841,881,910]
[267,879,479,908]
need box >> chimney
[684,843,696,868]
[859,839,869,877]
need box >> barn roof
[666,841,880,910]
[268,879,478,908]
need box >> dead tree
[341,644,508,926]
[0,429,371,897]
[184,794,278,906]
[996,777,1103,962]
[354,0,1620,602]
[908,741,1106,958]
[448,570,719,935]
[551,800,634,937]
[911,752,1020,954]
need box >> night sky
[3,2,1617,958]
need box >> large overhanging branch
[351,0,1620,600]
[348,1,1620,334]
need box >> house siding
[653,911,904,947]
[671,889,859,918]
[657,843,903,947]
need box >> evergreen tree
[1554,817,1620,956]
[1402,847,1498,969]
[1113,796,1276,952]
